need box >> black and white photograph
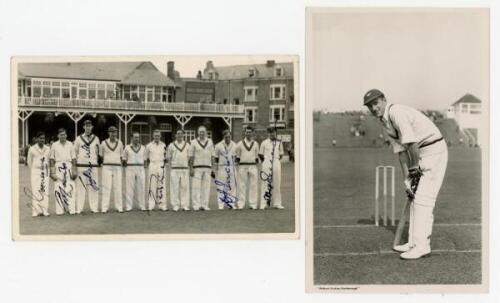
[306,7,489,292]
[12,55,299,239]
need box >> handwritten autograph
[260,140,277,206]
[148,165,166,206]
[80,163,99,191]
[215,152,238,208]
[54,184,73,213]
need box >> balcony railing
[18,97,244,115]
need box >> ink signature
[81,142,92,158]
[214,152,238,208]
[260,171,273,206]
[80,163,99,191]
[55,184,73,213]
[260,140,277,206]
[148,166,166,205]
[24,156,49,203]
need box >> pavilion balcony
[18,97,244,116]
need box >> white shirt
[50,140,76,163]
[99,139,124,165]
[74,134,100,165]
[214,140,237,166]
[27,144,50,170]
[146,141,167,163]
[188,138,214,168]
[382,103,444,154]
[122,144,146,165]
[259,138,283,161]
[236,138,259,164]
[167,141,190,168]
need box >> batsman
[364,89,448,260]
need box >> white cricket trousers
[170,168,190,209]
[125,165,146,211]
[101,165,123,212]
[260,159,282,208]
[53,161,76,215]
[147,162,167,210]
[30,166,50,216]
[191,167,212,210]
[76,165,99,213]
[216,165,238,209]
[238,164,258,208]
[408,141,448,252]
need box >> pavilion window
[33,86,41,98]
[26,80,32,97]
[88,83,96,99]
[154,86,161,102]
[106,84,115,99]
[139,86,146,102]
[52,87,60,98]
[124,85,131,100]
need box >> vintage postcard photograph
[11,55,299,240]
[306,8,489,292]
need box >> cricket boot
[400,246,431,260]
[392,243,411,253]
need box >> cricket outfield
[313,147,482,285]
[17,162,296,235]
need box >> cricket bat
[392,196,412,248]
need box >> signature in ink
[214,152,238,208]
[55,184,73,213]
[81,162,99,191]
[260,140,277,206]
[214,179,239,208]
[58,162,71,187]
[260,171,273,206]
[81,142,91,158]
[148,166,166,205]
[23,187,44,202]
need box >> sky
[309,8,489,112]
[150,55,292,78]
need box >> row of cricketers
[26,120,286,216]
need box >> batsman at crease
[364,89,448,260]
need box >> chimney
[206,60,214,69]
[197,71,202,79]
[167,61,175,78]
[266,60,275,67]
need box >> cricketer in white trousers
[74,134,100,213]
[407,140,448,252]
[259,138,284,208]
[30,162,50,216]
[125,165,146,211]
[76,165,99,213]
[216,162,238,209]
[27,144,50,216]
[192,167,212,210]
[260,159,282,208]
[170,168,190,209]
[238,164,258,209]
[54,161,76,215]
[147,161,167,210]
[101,164,123,212]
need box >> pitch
[18,162,295,235]
[313,147,481,284]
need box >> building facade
[17,61,244,151]
[201,60,295,150]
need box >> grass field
[17,162,295,235]
[313,147,482,285]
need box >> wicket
[375,165,395,226]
